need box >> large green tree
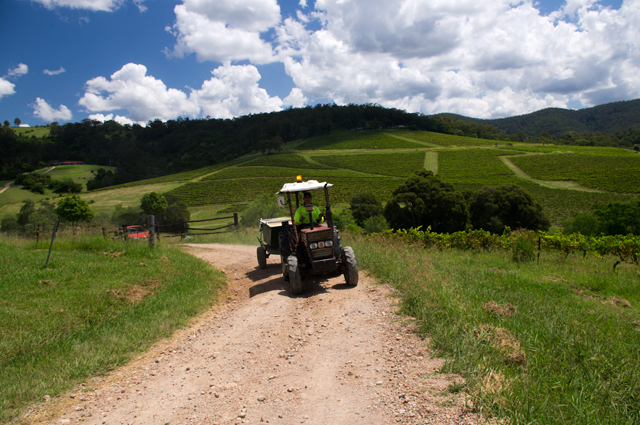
[469,185,550,233]
[140,191,168,216]
[56,195,95,233]
[384,170,468,233]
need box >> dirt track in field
[18,244,482,425]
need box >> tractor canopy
[277,179,333,194]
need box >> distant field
[393,130,501,147]
[437,148,522,187]
[47,165,116,185]
[239,153,332,169]
[311,152,426,177]
[165,176,403,206]
[297,131,423,150]
[507,145,637,156]
[12,126,50,138]
[509,153,640,193]
[202,166,367,180]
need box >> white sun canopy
[278,180,333,194]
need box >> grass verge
[0,235,225,422]
[348,233,640,424]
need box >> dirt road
[22,244,481,425]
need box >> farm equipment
[257,176,359,295]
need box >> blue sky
[0,0,636,126]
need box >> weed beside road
[0,235,225,422]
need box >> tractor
[257,176,358,295]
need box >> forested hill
[2,101,639,187]
[439,98,640,136]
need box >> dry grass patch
[483,301,516,318]
[476,325,526,365]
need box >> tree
[383,170,468,233]
[3,120,9,127]
[14,118,21,127]
[469,185,550,233]
[56,195,95,233]
[350,193,383,227]
[17,200,36,227]
[140,191,168,216]
[593,200,640,235]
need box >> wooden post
[36,224,40,245]
[181,219,186,240]
[122,224,127,241]
[233,213,238,228]
[147,215,156,249]
[102,227,107,239]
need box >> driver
[294,191,325,226]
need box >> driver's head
[303,192,312,202]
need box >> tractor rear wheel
[342,246,358,286]
[257,246,267,269]
[287,255,303,295]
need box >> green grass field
[12,127,51,138]
[310,151,426,177]
[296,130,423,150]
[0,235,225,422]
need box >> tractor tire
[342,246,359,286]
[257,246,267,269]
[287,255,303,295]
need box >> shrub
[350,193,383,227]
[469,185,550,233]
[512,235,536,263]
[362,214,388,234]
[563,213,602,236]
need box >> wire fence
[156,213,239,239]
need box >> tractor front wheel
[287,255,303,295]
[342,246,359,286]
[257,246,267,269]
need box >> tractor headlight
[309,243,318,249]
[325,240,333,247]
[318,241,325,248]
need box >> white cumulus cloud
[29,0,139,12]
[273,0,640,118]
[78,63,284,122]
[88,113,139,126]
[283,87,307,108]
[43,67,66,76]
[8,64,28,77]
[192,64,283,119]
[32,98,73,121]
[166,0,280,64]
[0,78,16,100]
[78,63,200,122]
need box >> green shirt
[294,204,323,225]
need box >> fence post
[102,227,107,239]
[45,220,60,266]
[36,224,40,245]
[155,222,160,240]
[122,224,127,241]
[233,212,238,228]
[181,219,187,241]
[147,215,156,249]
